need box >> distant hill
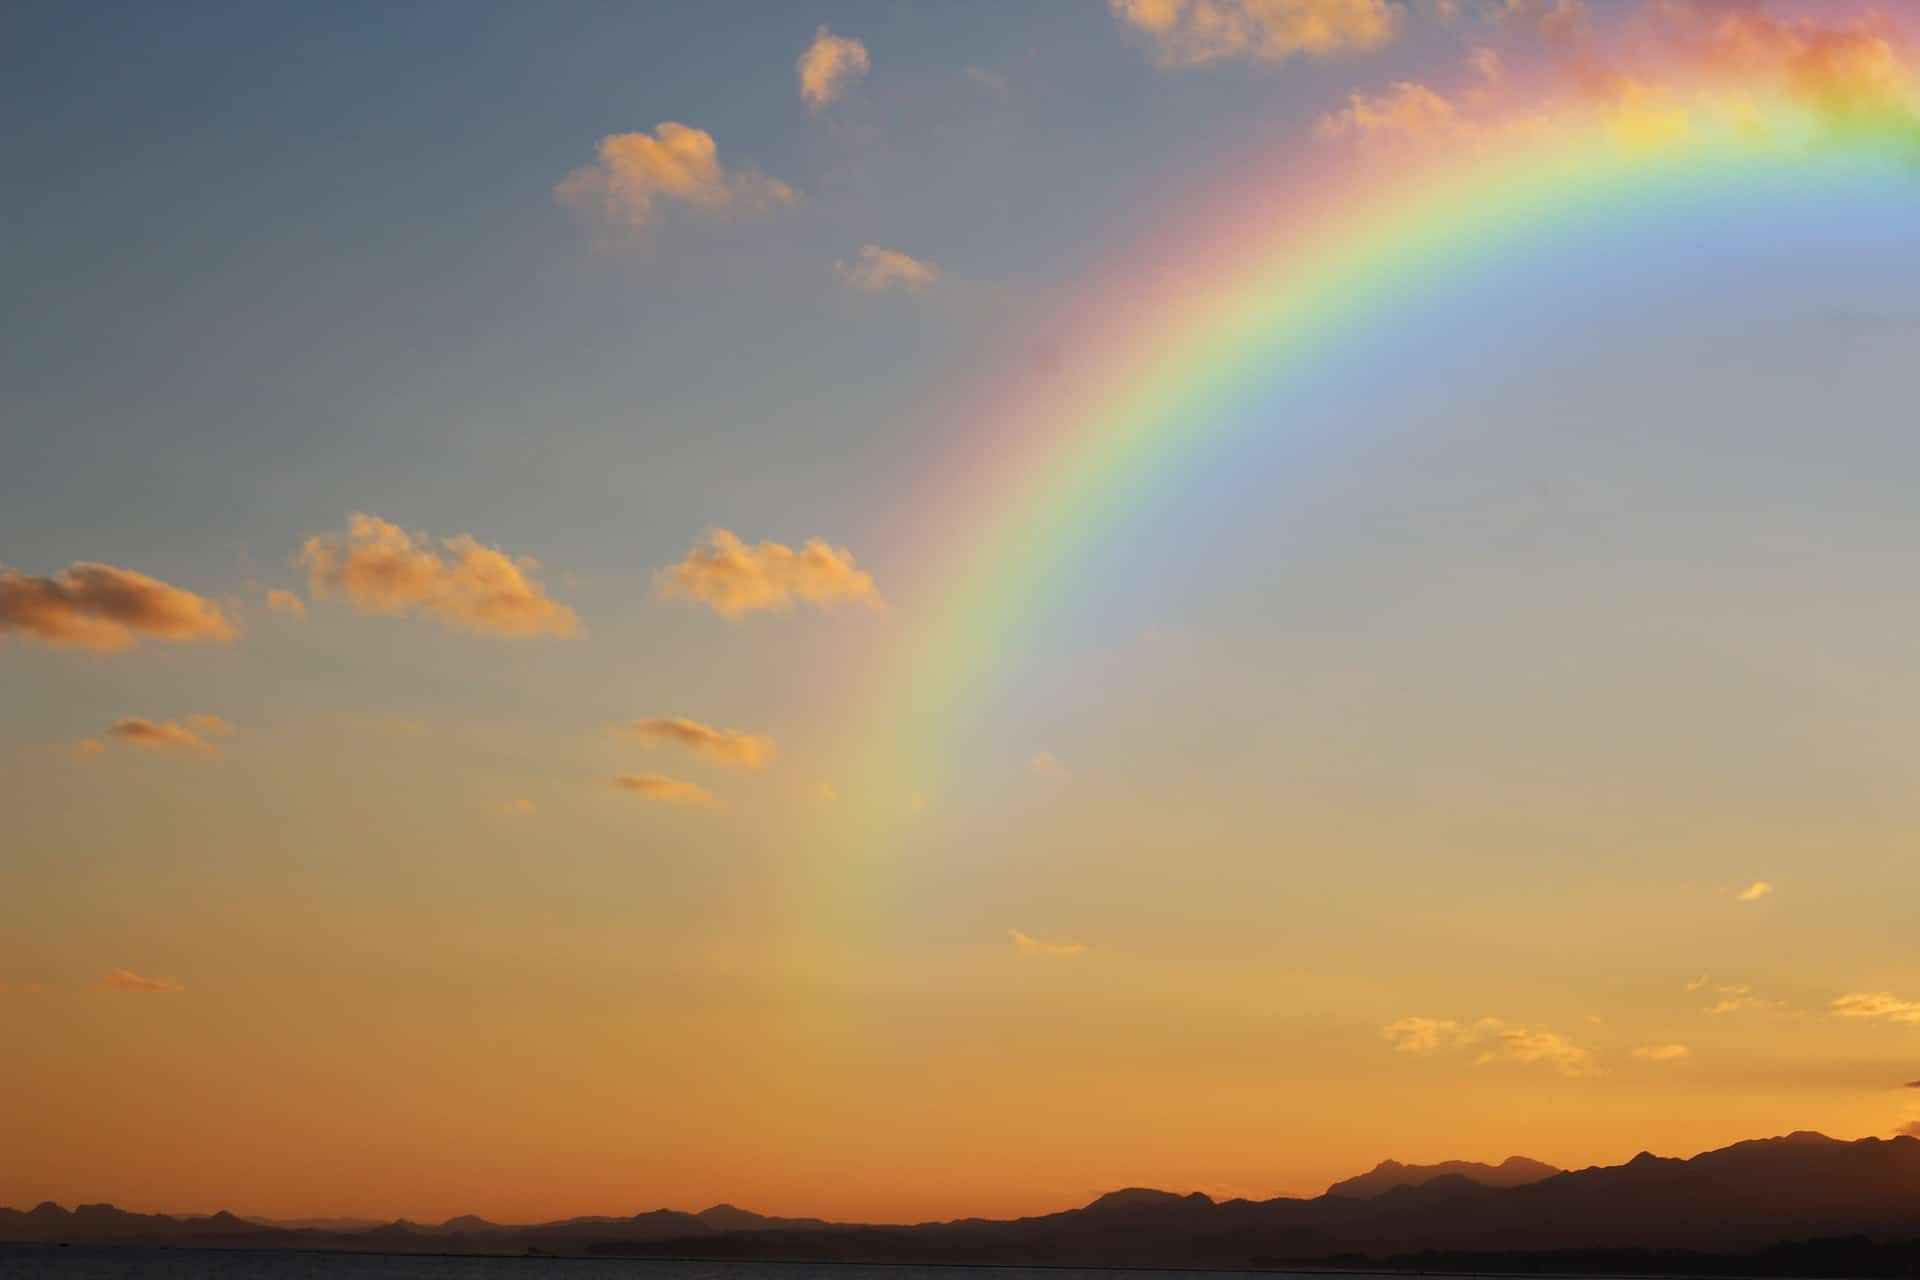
[1327,1155,1561,1199]
[7,1131,1920,1273]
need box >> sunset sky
[5,0,1920,1225]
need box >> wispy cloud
[836,246,941,293]
[658,530,880,619]
[1737,880,1775,902]
[1010,928,1086,957]
[1111,0,1400,67]
[266,588,306,618]
[496,799,534,817]
[95,969,184,994]
[1,562,235,653]
[1832,992,1920,1025]
[1317,80,1457,141]
[556,123,795,230]
[1632,1044,1692,1062]
[611,773,713,806]
[1383,1016,1594,1076]
[799,26,870,111]
[300,513,579,638]
[108,716,229,753]
[617,718,777,769]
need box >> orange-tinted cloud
[266,589,306,618]
[658,529,880,619]
[1832,992,1920,1025]
[1010,929,1086,957]
[618,718,777,768]
[1900,1121,1920,1138]
[0,562,235,653]
[95,969,183,993]
[108,716,225,752]
[1111,0,1400,66]
[1632,1043,1692,1062]
[1316,80,1458,140]
[1736,880,1774,901]
[1384,1015,1594,1076]
[299,513,579,637]
[73,739,106,760]
[1028,751,1061,775]
[836,246,941,293]
[496,799,534,817]
[555,124,795,229]
[611,773,713,806]
[799,26,870,111]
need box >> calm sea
[0,1255,1392,1280]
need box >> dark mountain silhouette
[6,1131,1920,1273]
[1327,1154,1560,1198]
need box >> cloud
[1383,1016,1594,1076]
[617,717,777,769]
[496,799,534,817]
[1010,928,1086,957]
[1709,993,1788,1015]
[817,782,839,803]
[1904,1079,1920,1089]
[266,589,306,618]
[0,562,236,653]
[1111,0,1400,67]
[108,716,224,752]
[1633,1043,1693,1062]
[1737,880,1775,902]
[799,26,870,111]
[1499,0,1584,40]
[1316,80,1458,141]
[965,65,1010,95]
[299,513,579,637]
[95,969,183,993]
[187,714,235,737]
[611,773,713,806]
[1900,1121,1920,1139]
[1029,751,1061,775]
[555,123,795,230]
[1832,992,1920,1025]
[836,245,942,293]
[73,739,106,760]
[657,529,880,619]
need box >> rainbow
[837,21,1920,861]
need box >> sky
[4,0,1920,1226]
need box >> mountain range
[6,1131,1920,1272]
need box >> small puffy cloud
[1633,1044,1693,1062]
[300,513,579,638]
[612,773,713,806]
[109,717,221,753]
[497,799,534,817]
[1010,928,1086,957]
[836,246,941,293]
[1029,751,1060,775]
[95,968,183,994]
[1737,880,1775,902]
[1111,0,1400,67]
[658,529,880,620]
[618,717,776,768]
[1832,992,1920,1025]
[1384,1016,1594,1076]
[266,589,306,618]
[556,123,795,230]
[1316,79,1458,141]
[798,26,870,111]
[0,562,235,653]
